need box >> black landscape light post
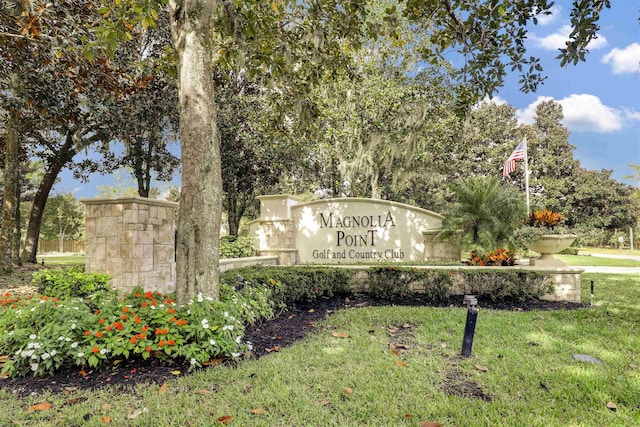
[461,295,478,358]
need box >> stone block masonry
[82,197,178,295]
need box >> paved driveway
[576,252,640,274]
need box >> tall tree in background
[526,100,580,218]
[457,102,524,178]
[571,168,639,244]
[0,112,19,271]
[100,12,180,198]
[98,0,620,304]
[0,1,144,264]
[216,72,307,237]
[40,193,84,252]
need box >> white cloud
[477,95,507,107]
[624,108,640,122]
[531,25,608,51]
[517,94,623,133]
[601,43,640,74]
[536,5,561,26]
[516,96,553,124]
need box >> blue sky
[57,1,640,199]
[494,1,640,186]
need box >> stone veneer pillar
[422,230,462,262]
[248,195,299,265]
[82,197,178,294]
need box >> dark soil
[0,294,588,397]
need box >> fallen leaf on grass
[392,343,410,351]
[314,399,331,407]
[332,332,349,338]
[26,402,51,412]
[158,382,168,395]
[216,415,233,424]
[344,388,353,395]
[417,422,443,427]
[405,413,415,418]
[395,360,408,368]
[475,365,489,372]
[171,370,181,376]
[100,416,111,424]
[251,408,267,415]
[607,402,618,411]
[196,389,213,396]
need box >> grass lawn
[1,273,639,426]
[556,254,640,267]
[37,254,85,265]
[580,246,640,256]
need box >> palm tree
[440,176,526,252]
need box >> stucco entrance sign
[249,195,459,265]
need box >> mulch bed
[0,294,588,397]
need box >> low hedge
[31,266,112,300]
[222,265,553,306]
[222,266,354,308]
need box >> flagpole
[524,138,530,216]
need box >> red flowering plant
[526,209,564,228]
[0,281,274,377]
[514,208,571,248]
[467,248,517,266]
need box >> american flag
[502,140,527,176]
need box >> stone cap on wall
[255,194,303,220]
[81,196,179,208]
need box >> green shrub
[560,247,579,255]
[368,266,413,300]
[223,265,552,306]
[31,267,112,299]
[366,267,545,301]
[460,270,551,300]
[0,284,273,377]
[220,235,256,259]
[221,266,354,307]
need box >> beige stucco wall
[249,195,461,265]
[82,197,178,295]
[291,198,444,264]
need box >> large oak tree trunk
[21,132,76,264]
[1,112,19,272]
[170,0,222,306]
